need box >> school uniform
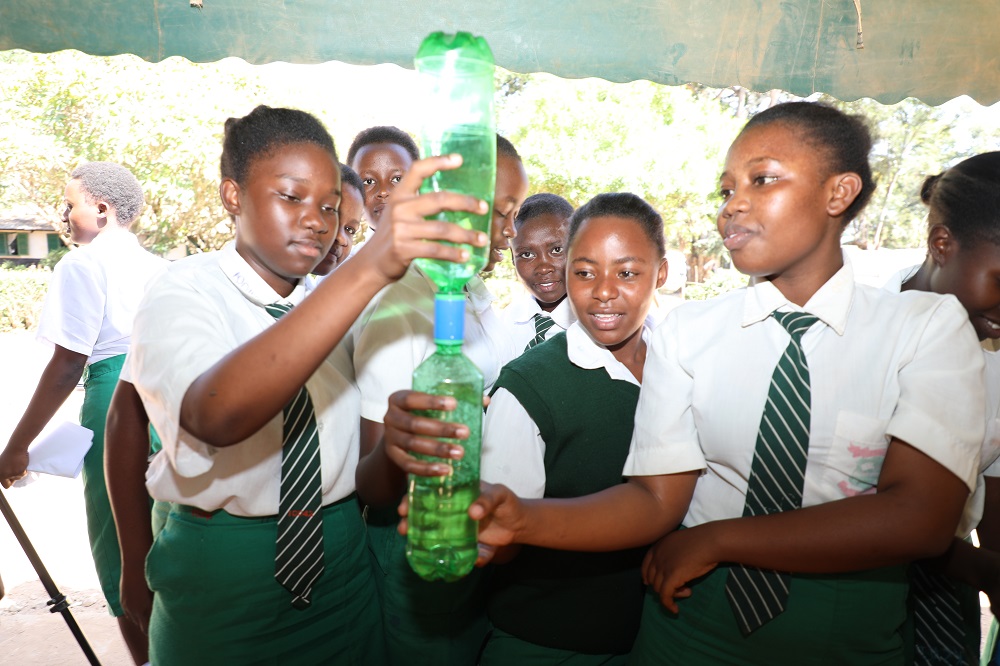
[36,228,165,617]
[623,257,985,666]
[884,266,1000,666]
[130,242,384,665]
[349,263,515,666]
[479,319,656,665]
[501,288,576,353]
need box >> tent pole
[0,487,102,666]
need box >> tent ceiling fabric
[2,1,999,106]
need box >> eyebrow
[720,155,779,179]
[571,256,648,264]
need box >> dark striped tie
[725,311,818,635]
[911,561,973,665]
[525,313,555,351]
[265,303,325,609]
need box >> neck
[537,294,565,313]
[606,325,647,383]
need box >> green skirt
[629,563,909,666]
[80,354,126,617]
[480,627,629,666]
[146,495,386,665]
[366,505,490,665]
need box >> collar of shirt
[565,317,654,386]
[217,241,306,308]
[413,264,495,315]
[882,264,921,292]
[507,290,574,328]
[86,227,140,254]
[741,251,855,336]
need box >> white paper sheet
[26,422,94,478]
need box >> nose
[593,273,617,302]
[302,205,330,235]
[718,188,747,221]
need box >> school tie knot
[265,302,294,320]
[525,313,555,351]
[770,311,818,343]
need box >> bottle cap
[415,31,495,66]
[433,293,466,342]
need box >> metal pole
[0,487,102,666]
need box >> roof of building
[0,216,59,232]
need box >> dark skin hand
[356,391,472,508]
[177,155,489,447]
[0,345,87,488]
[104,380,154,639]
[641,439,969,613]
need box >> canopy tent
[2,1,999,106]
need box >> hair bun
[920,173,943,205]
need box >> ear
[95,201,111,227]
[655,257,669,289]
[826,173,863,218]
[220,178,241,216]
[927,224,958,267]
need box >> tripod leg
[0,487,102,666]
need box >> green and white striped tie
[266,302,325,610]
[525,313,555,351]
[725,311,818,635]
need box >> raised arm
[176,155,488,446]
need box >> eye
[390,175,403,185]
[719,187,734,200]
[574,269,594,279]
[551,246,564,255]
[494,207,513,220]
[752,175,778,186]
[619,270,638,279]
[344,225,357,236]
[279,192,301,202]
[321,205,339,216]
[362,178,376,187]
[516,250,535,260]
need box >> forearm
[180,260,389,445]
[6,346,86,452]
[926,537,1000,592]
[701,490,962,574]
[104,381,154,569]
[518,473,698,552]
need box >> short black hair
[220,105,337,186]
[70,162,145,226]
[742,102,876,224]
[497,134,521,162]
[346,126,420,166]
[921,152,1000,247]
[339,163,364,200]
[514,193,574,232]
[568,192,665,258]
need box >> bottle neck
[433,293,466,345]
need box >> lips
[721,223,754,251]
[372,203,386,220]
[291,238,324,258]
[588,312,624,331]
[533,280,562,294]
[979,315,1000,339]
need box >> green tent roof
[2,1,999,105]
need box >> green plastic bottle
[406,293,484,582]
[413,31,497,294]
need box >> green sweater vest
[486,332,646,655]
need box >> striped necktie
[725,311,818,635]
[525,313,555,351]
[910,560,973,665]
[265,302,325,609]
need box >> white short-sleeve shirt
[130,242,359,516]
[883,264,1000,535]
[624,258,986,529]
[37,229,166,364]
[349,265,515,422]
[482,318,652,498]
[500,290,577,354]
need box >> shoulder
[854,282,966,324]
[144,251,225,298]
[500,333,570,379]
[660,289,743,330]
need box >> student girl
[503,193,577,353]
[884,151,1000,665]
[351,133,528,664]
[460,102,986,665]
[126,104,489,664]
[310,162,365,277]
[0,161,166,664]
[347,126,421,236]
[475,192,667,664]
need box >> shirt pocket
[828,411,890,499]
